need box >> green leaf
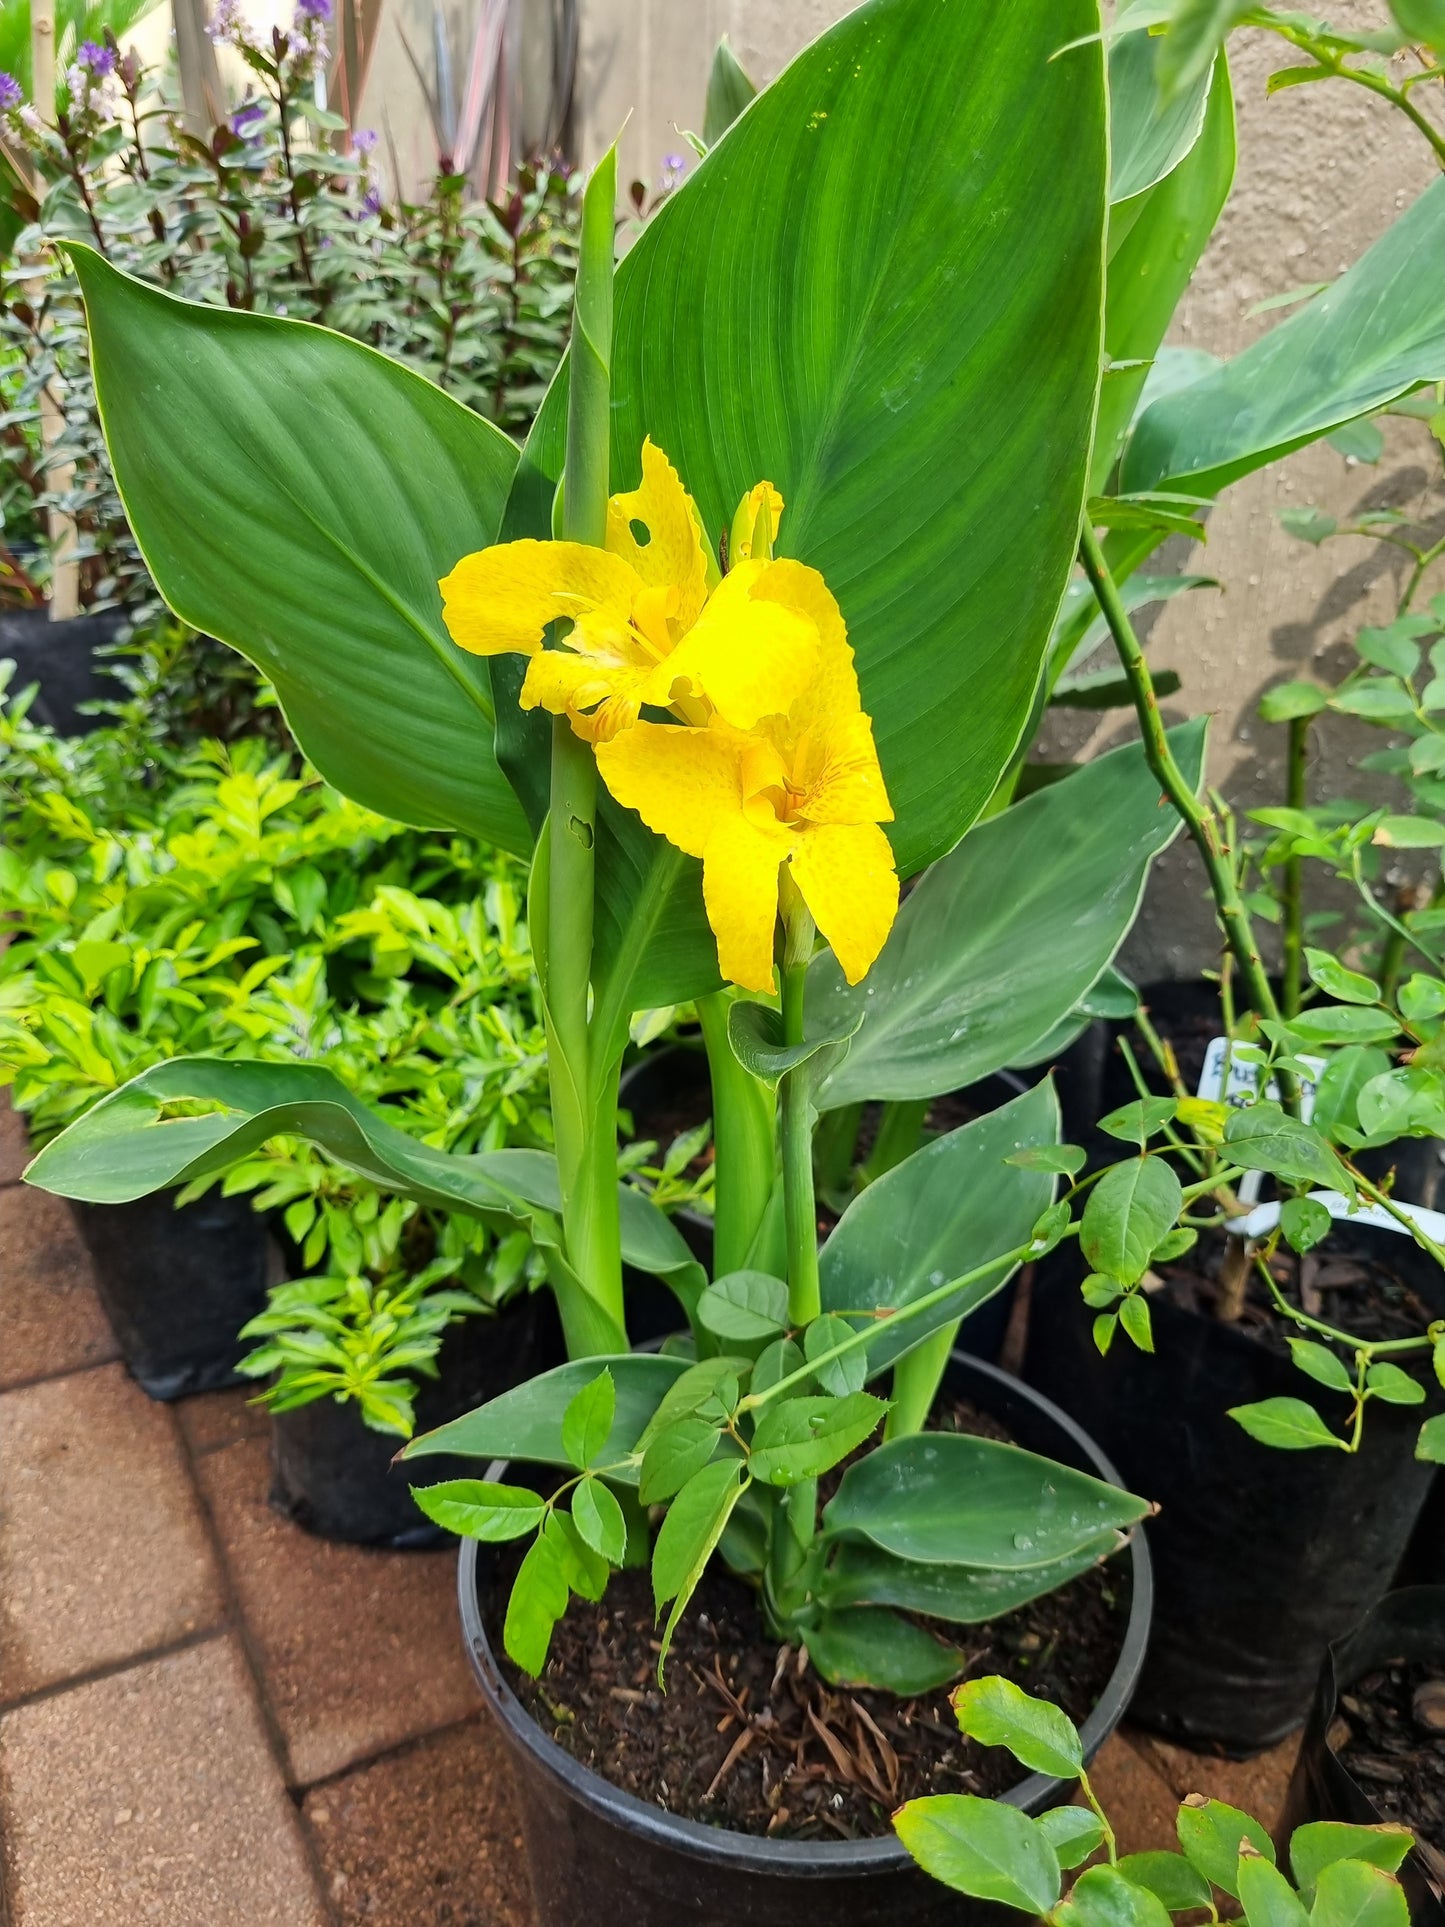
[1282,1197,1334,1255]
[822,1534,1124,1625]
[701,36,756,147]
[1229,1399,1347,1452]
[1260,681,1330,721]
[1119,1292,1154,1353]
[952,1675,1084,1779]
[507,0,1109,897]
[561,1370,616,1470]
[1331,685,1418,723]
[1418,1412,1445,1462]
[725,1001,861,1092]
[807,1607,965,1694]
[818,1082,1059,1376]
[408,1480,546,1541]
[650,1459,748,1678]
[1287,1007,1401,1046]
[544,1510,610,1604]
[824,1431,1148,1569]
[1312,1048,1394,1141]
[1098,1097,1179,1147]
[403,1355,690,1474]
[1365,1362,1425,1406]
[1007,1144,1089,1178]
[1177,1797,1276,1899]
[749,1337,805,1398]
[1237,1856,1310,1927]
[1058,1864,1174,1927]
[809,728,1205,1105]
[1290,1823,1415,1899]
[1399,975,1445,1024]
[894,1795,1061,1912]
[26,1060,707,1359]
[1288,1339,1353,1394]
[748,1392,886,1486]
[1309,1857,1410,1927]
[633,1356,751,1449]
[503,1533,570,1676]
[1373,814,1445,849]
[1108,0,1219,203]
[1081,1157,1184,1286]
[1390,0,1445,53]
[1125,177,1445,500]
[63,248,530,856]
[637,1418,723,1505]
[695,1271,789,1344]
[1306,951,1382,1006]
[1116,1850,1214,1911]
[1040,1806,1106,1870]
[803,1314,867,1396]
[1223,1102,1353,1193]
[571,1479,628,1565]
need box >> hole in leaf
[629,518,652,547]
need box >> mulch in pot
[1331,1661,1445,1885]
[487,1400,1131,1841]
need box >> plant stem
[1281,714,1309,1018]
[1080,526,1289,1058]
[696,991,776,1278]
[885,1323,958,1440]
[779,877,821,1328]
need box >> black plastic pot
[1282,1587,1445,1924]
[70,1190,272,1400]
[271,1290,561,1547]
[1398,1479,1445,1589]
[456,1350,1153,1926]
[0,608,127,735]
[1024,1256,1441,1755]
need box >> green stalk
[1079,527,1285,1038]
[778,877,821,1328]
[696,991,776,1278]
[1281,714,1309,1019]
[813,1101,864,1197]
[885,1322,957,1440]
[544,144,622,1350]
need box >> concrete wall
[574,1,1445,980]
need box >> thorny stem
[1080,525,1297,1109]
[1281,715,1310,1018]
[272,71,326,316]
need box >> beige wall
[575,0,1445,980]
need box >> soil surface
[1332,1660,1445,1889]
[490,1399,1131,1840]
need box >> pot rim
[455,1349,1154,1874]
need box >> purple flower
[230,98,266,135]
[663,151,685,171]
[361,186,382,216]
[207,0,242,44]
[296,0,331,19]
[352,126,377,154]
[77,39,116,76]
[0,71,21,114]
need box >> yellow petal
[788,821,899,986]
[703,812,794,994]
[520,651,646,740]
[796,707,894,826]
[770,559,863,729]
[593,719,747,859]
[606,439,711,634]
[646,559,819,730]
[440,541,640,658]
[729,481,785,563]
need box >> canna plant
[25,0,1173,1697]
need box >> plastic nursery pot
[269,1291,561,1548]
[455,1350,1153,1927]
[618,1044,1031,1362]
[1398,1480,1445,1589]
[70,1189,272,1401]
[0,608,129,736]
[1282,1586,1445,1924]
[1023,1253,1441,1756]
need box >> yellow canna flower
[440,439,820,743]
[595,565,898,993]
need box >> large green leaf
[822,1533,1121,1623]
[66,249,531,856]
[808,723,1206,1107]
[1123,177,1445,497]
[818,1081,1059,1376]
[499,0,1109,1014]
[23,1057,704,1354]
[823,1431,1149,1568]
[1095,50,1235,490]
[1108,0,1220,205]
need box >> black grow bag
[1282,1587,1445,1925]
[455,1350,1153,1927]
[0,608,127,736]
[270,1290,561,1547]
[1024,1254,1440,1754]
[71,1190,271,1400]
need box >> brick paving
[0,1097,1298,1923]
